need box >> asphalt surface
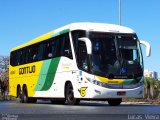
[0,100,160,120]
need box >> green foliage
[144,77,160,99]
[144,77,159,88]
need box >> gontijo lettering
[19,65,35,75]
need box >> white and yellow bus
[9,22,151,106]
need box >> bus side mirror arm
[140,40,151,57]
[78,38,92,54]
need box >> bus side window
[16,50,21,65]
[31,45,38,62]
[10,51,17,66]
[44,38,57,59]
[19,50,23,65]
[26,47,31,63]
[16,48,29,65]
[50,38,57,58]
[22,48,27,64]
[37,42,46,61]
[46,41,53,58]
[60,33,73,59]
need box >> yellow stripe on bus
[96,76,124,84]
[11,31,55,51]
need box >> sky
[0,0,159,76]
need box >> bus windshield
[89,32,143,79]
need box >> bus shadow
[79,101,155,107]
[35,100,155,107]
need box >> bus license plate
[117,91,126,96]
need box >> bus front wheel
[107,98,122,106]
[65,83,80,105]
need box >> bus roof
[11,22,135,51]
[69,22,135,33]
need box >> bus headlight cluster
[86,77,103,86]
[86,77,143,89]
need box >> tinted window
[44,38,57,59]
[71,30,86,54]
[59,33,73,59]
[10,32,73,66]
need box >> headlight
[86,77,102,86]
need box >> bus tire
[21,86,37,103]
[17,86,23,103]
[65,82,80,105]
[107,98,122,106]
[22,86,28,103]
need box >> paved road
[0,100,160,120]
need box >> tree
[0,56,9,100]
[0,69,8,100]
[144,77,160,100]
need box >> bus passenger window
[37,43,45,61]
[47,42,53,58]
[10,51,17,66]
[31,46,38,62]
[26,48,31,63]
[44,39,57,59]
[51,39,57,58]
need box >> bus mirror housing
[78,37,92,54]
[140,40,151,57]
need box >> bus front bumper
[75,83,144,99]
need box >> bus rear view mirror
[140,40,151,57]
[78,37,92,54]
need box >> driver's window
[78,41,88,71]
